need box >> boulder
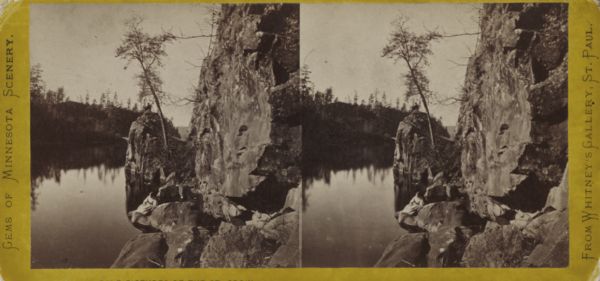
[199,222,275,267]
[427,226,473,267]
[138,202,203,233]
[462,224,530,267]
[374,232,429,267]
[111,233,167,268]
[523,210,565,241]
[164,226,211,268]
[414,200,472,233]
[267,214,300,267]
[523,210,568,267]
[261,211,298,243]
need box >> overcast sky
[30,4,214,126]
[301,4,481,126]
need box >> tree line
[30,64,141,146]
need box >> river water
[302,145,402,267]
[30,143,401,268]
[31,145,138,268]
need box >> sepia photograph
[29,1,568,270]
[300,3,568,267]
[30,3,300,268]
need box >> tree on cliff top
[382,16,441,148]
[116,16,176,151]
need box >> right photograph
[300,3,568,268]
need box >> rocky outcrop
[380,3,568,268]
[199,222,275,267]
[117,4,300,269]
[124,111,173,213]
[393,112,455,210]
[457,3,568,219]
[190,4,301,211]
[462,224,530,267]
[522,210,568,267]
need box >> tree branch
[173,34,214,39]
[441,32,480,38]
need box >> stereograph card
[0,0,599,280]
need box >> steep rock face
[378,3,568,268]
[190,4,301,211]
[118,4,300,268]
[457,3,568,218]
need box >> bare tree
[382,16,441,148]
[116,16,176,150]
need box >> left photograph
[30,3,300,268]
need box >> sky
[30,4,214,126]
[301,4,481,126]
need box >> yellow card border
[1,0,599,280]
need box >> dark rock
[393,112,451,211]
[124,110,183,217]
[427,226,473,267]
[125,111,170,214]
[462,224,530,267]
[414,200,476,233]
[456,3,567,219]
[111,233,167,268]
[199,222,276,267]
[164,226,211,268]
[375,232,429,267]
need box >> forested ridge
[30,65,143,146]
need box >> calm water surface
[302,146,402,267]
[31,145,138,268]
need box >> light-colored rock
[414,201,470,233]
[190,4,301,200]
[462,224,529,267]
[457,3,568,218]
[544,166,568,211]
[523,210,568,267]
[375,232,428,267]
[111,233,167,268]
[199,222,275,267]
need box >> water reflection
[31,145,139,268]
[302,144,402,267]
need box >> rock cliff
[457,3,568,219]
[190,4,301,208]
[116,4,300,268]
[379,3,568,268]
